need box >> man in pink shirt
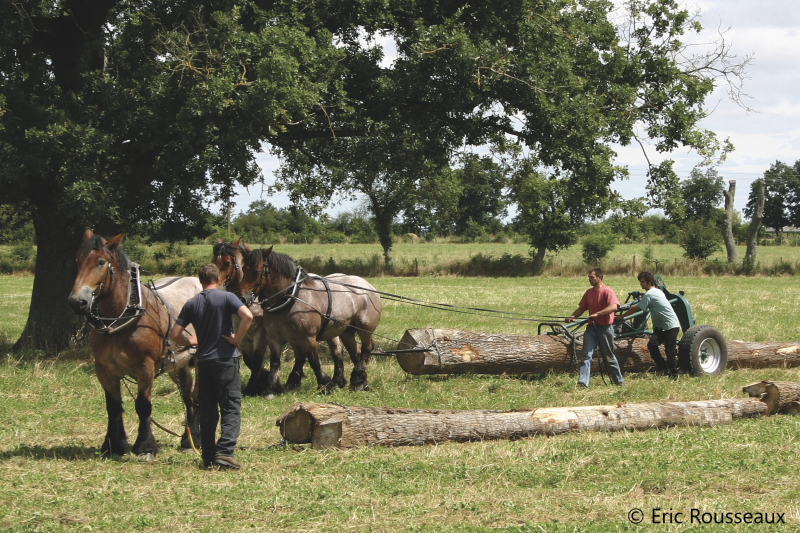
[565,268,625,388]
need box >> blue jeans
[198,358,242,463]
[578,324,624,386]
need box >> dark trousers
[648,327,680,374]
[198,358,242,463]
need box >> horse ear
[243,241,251,253]
[263,245,273,259]
[106,233,125,250]
[233,237,241,247]
[216,237,223,244]
[82,228,94,243]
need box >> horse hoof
[350,382,370,392]
[139,453,155,462]
[180,447,196,455]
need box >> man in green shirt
[617,271,681,378]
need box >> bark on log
[742,380,800,414]
[396,328,657,375]
[726,341,800,369]
[276,398,770,449]
[396,328,800,376]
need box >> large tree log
[276,396,773,449]
[727,341,800,369]
[396,328,800,376]
[742,381,800,414]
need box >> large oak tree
[2,0,748,350]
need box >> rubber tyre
[678,325,727,376]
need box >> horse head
[68,229,126,315]
[212,237,250,293]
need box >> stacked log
[395,328,800,376]
[275,382,800,449]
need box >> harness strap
[316,276,333,341]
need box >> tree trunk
[396,328,800,376]
[276,395,774,449]
[396,328,656,375]
[726,340,800,369]
[744,179,765,272]
[722,180,739,263]
[371,205,394,270]
[531,244,546,275]
[15,211,86,353]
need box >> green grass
[3,269,800,531]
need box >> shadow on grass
[0,444,102,461]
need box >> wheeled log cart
[540,275,728,376]
[396,276,729,377]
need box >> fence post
[633,255,636,270]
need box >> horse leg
[261,340,284,395]
[240,324,267,396]
[285,345,306,391]
[296,339,333,394]
[327,337,346,389]
[346,328,373,392]
[96,364,128,457]
[131,360,158,456]
[169,365,202,453]
[240,351,264,396]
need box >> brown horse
[237,246,382,392]
[68,230,202,457]
[212,238,268,396]
[213,238,344,395]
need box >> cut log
[727,341,800,369]
[742,380,800,414]
[396,328,800,376]
[276,397,771,449]
[395,328,657,375]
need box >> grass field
[2,268,800,531]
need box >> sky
[224,0,800,219]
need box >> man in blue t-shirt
[170,263,253,469]
[617,271,682,378]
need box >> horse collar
[260,266,304,313]
[88,262,145,334]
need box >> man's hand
[222,333,238,347]
[565,316,575,323]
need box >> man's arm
[564,306,586,323]
[222,305,254,347]
[169,323,197,347]
[589,302,619,320]
[617,304,642,321]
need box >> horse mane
[79,234,131,272]
[213,241,241,259]
[244,248,297,280]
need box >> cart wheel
[678,325,727,376]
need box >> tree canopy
[1,0,747,350]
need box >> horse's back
[151,276,203,316]
[324,273,382,315]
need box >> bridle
[215,251,242,290]
[88,247,116,307]
[249,256,304,313]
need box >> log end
[312,421,343,449]
[396,329,435,375]
[277,404,315,443]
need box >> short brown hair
[589,267,604,279]
[637,271,656,286]
[198,263,220,286]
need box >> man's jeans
[648,326,681,374]
[198,358,242,463]
[578,324,625,386]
